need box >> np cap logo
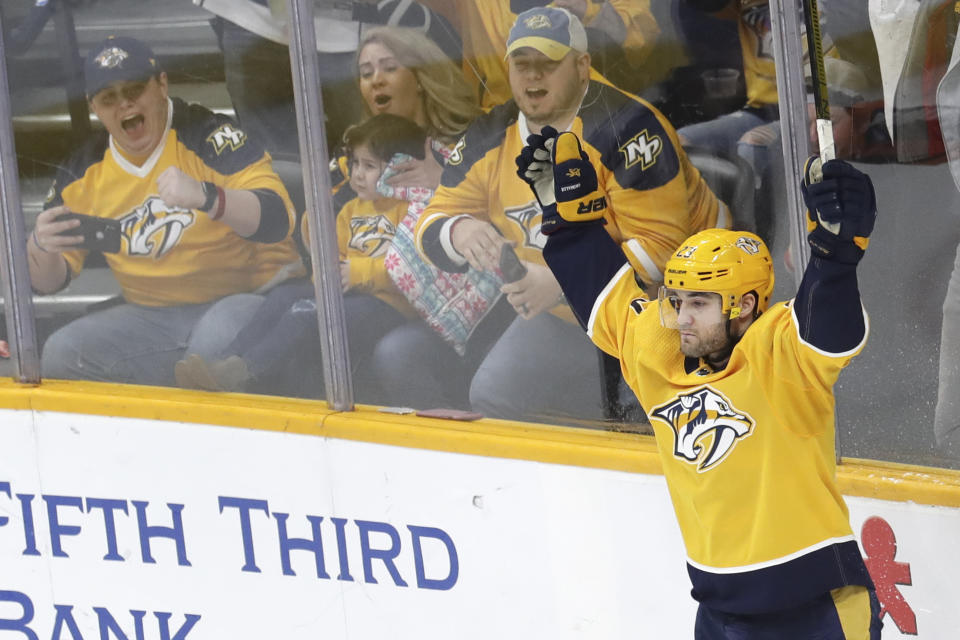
[84,36,161,97]
[505,7,588,61]
[524,14,552,29]
[94,47,129,69]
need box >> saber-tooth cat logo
[119,197,194,258]
[651,386,755,472]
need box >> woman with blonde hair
[356,26,482,190]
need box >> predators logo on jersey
[651,386,755,472]
[504,201,547,250]
[348,215,396,256]
[119,196,195,258]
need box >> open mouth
[373,94,391,107]
[526,88,547,99]
[121,114,145,132]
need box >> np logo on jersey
[651,386,755,472]
[119,196,194,258]
[348,215,396,256]
[620,130,663,171]
[736,236,761,255]
[206,124,247,155]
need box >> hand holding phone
[52,212,121,253]
[499,244,527,283]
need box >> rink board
[0,380,956,639]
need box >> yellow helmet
[662,229,774,319]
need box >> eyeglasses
[91,80,150,108]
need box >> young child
[174,114,428,395]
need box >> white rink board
[0,408,956,639]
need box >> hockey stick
[802,0,834,162]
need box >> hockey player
[516,127,882,637]
[415,6,727,423]
[27,35,300,387]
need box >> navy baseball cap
[84,36,161,98]
[505,7,588,61]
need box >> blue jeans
[372,320,472,410]
[41,293,265,386]
[469,312,603,423]
[679,109,770,159]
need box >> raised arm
[516,128,634,329]
[794,157,877,352]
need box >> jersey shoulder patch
[171,97,265,175]
[580,82,680,191]
[440,102,516,189]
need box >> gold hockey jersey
[336,195,417,318]
[51,98,299,306]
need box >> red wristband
[211,185,226,221]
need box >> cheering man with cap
[414,7,728,424]
[27,35,301,387]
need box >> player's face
[349,144,385,201]
[357,42,426,127]
[508,48,590,131]
[670,291,731,359]
[89,73,169,161]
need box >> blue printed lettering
[408,525,459,591]
[356,520,408,587]
[44,495,84,558]
[131,502,191,567]
[94,608,145,640]
[0,481,10,528]
[0,589,38,640]
[218,496,269,573]
[273,513,329,579]
[330,517,354,582]
[17,494,40,556]
[52,604,83,640]
[0,590,199,640]
[86,499,129,562]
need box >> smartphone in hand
[499,244,527,283]
[54,212,122,253]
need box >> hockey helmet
[659,229,774,325]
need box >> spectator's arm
[27,205,80,294]
[156,167,289,241]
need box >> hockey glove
[516,127,606,235]
[801,156,876,264]
[516,126,557,210]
